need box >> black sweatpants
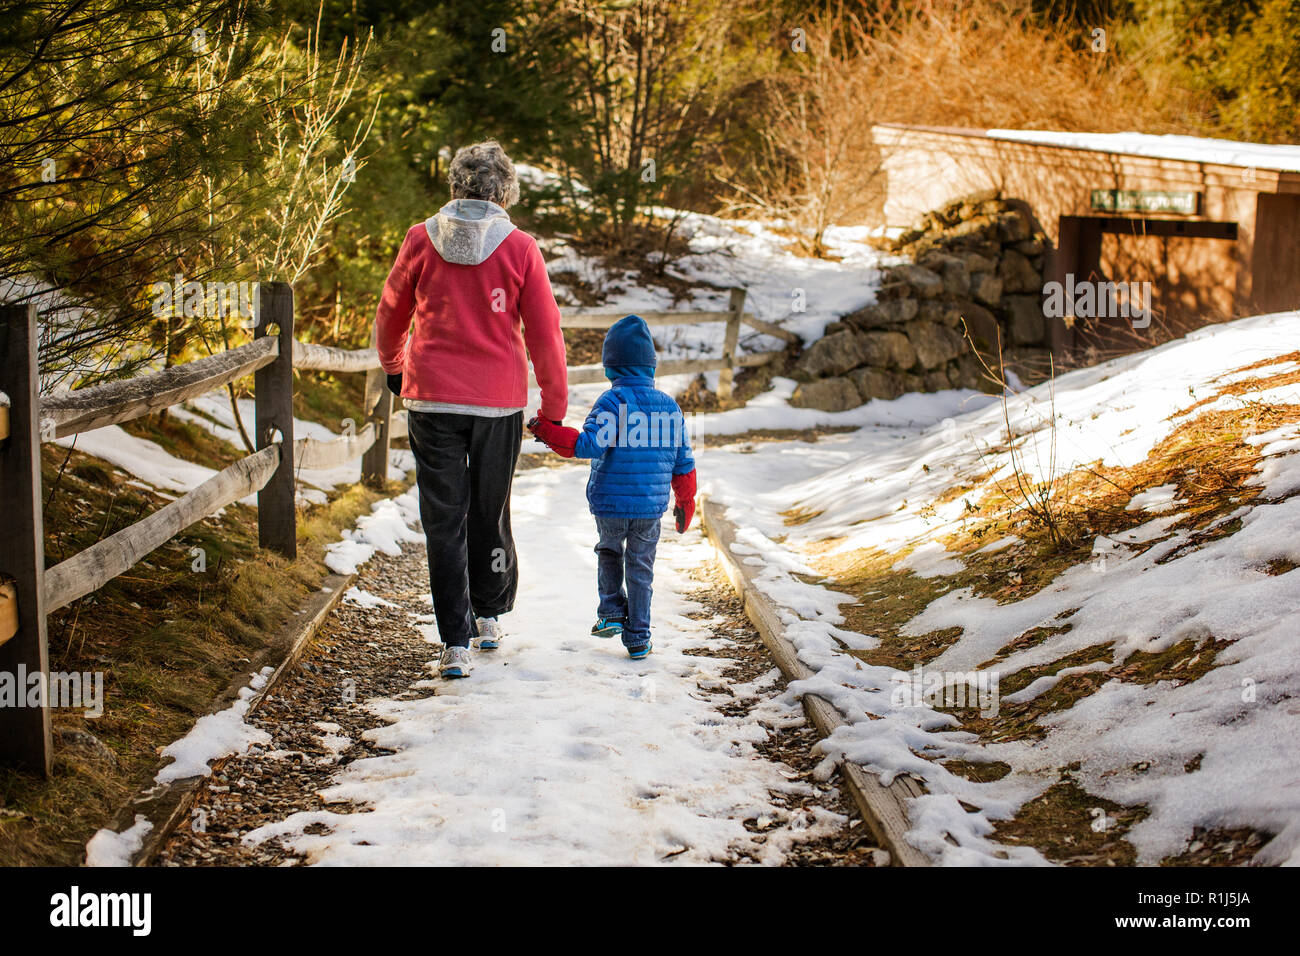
[406,410,523,648]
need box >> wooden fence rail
[0,282,792,773]
[40,337,280,440]
[43,445,283,613]
[555,288,797,401]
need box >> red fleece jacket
[374,223,569,420]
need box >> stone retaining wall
[791,191,1055,411]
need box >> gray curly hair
[447,140,520,208]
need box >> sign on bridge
[1090,189,1200,215]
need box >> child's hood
[602,314,658,369]
[424,199,516,265]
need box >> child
[529,314,697,659]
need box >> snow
[154,667,275,784]
[1125,483,1179,513]
[323,490,423,575]
[85,814,153,867]
[54,425,218,496]
[52,389,414,507]
[988,129,1300,173]
[48,153,1299,865]
[898,541,965,578]
[241,467,843,865]
[700,310,1300,865]
[976,535,1020,554]
[85,663,274,860]
[343,586,399,609]
[174,392,416,492]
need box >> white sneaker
[439,645,473,678]
[476,616,504,650]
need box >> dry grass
[811,397,1296,694]
[717,0,1201,256]
[781,507,823,527]
[994,775,1149,866]
[792,352,1299,864]
[942,758,1010,783]
[1161,826,1274,866]
[1179,351,1300,417]
[811,396,1293,691]
[866,1,1197,135]
[982,621,1074,666]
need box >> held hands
[527,414,579,458]
[670,469,697,533]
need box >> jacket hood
[605,365,655,384]
[602,314,658,369]
[425,199,517,266]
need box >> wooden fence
[554,287,795,399]
[0,283,794,774]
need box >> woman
[374,140,568,678]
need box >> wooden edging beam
[699,496,931,867]
[113,570,357,867]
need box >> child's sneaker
[439,645,473,678]
[591,617,624,639]
[626,641,652,660]
[476,616,503,650]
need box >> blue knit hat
[602,314,657,370]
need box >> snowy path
[161,464,847,866]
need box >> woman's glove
[527,416,579,458]
[386,372,403,397]
[670,469,697,532]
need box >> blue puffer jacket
[573,370,695,519]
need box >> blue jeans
[594,516,661,648]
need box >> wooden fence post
[360,325,391,489]
[716,287,747,403]
[254,282,296,559]
[0,305,52,775]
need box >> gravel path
[158,468,878,866]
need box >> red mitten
[528,416,579,458]
[670,469,697,532]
